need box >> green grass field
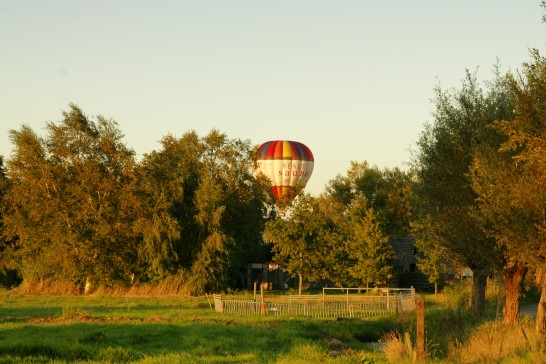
[0,288,544,363]
[0,292,396,363]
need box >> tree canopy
[0,106,270,294]
[471,51,546,328]
[2,104,139,291]
[411,69,514,315]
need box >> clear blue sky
[1,1,544,195]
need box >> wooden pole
[253,281,257,302]
[416,296,425,361]
[261,282,266,315]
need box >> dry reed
[447,319,545,363]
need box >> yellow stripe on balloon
[283,140,292,159]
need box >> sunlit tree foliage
[471,51,546,329]
[3,104,140,292]
[411,69,513,315]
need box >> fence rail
[213,289,415,319]
[289,294,324,304]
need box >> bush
[0,267,22,289]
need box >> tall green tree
[413,216,459,297]
[263,194,330,294]
[136,130,268,294]
[3,104,139,292]
[412,69,513,315]
[191,131,269,293]
[0,156,19,288]
[135,132,202,279]
[323,162,408,288]
[343,196,392,288]
[0,157,10,249]
[326,162,413,237]
[471,51,546,329]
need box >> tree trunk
[471,267,487,315]
[503,262,527,326]
[298,273,303,295]
[496,273,505,321]
[84,277,93,295]
[536,262,546,334]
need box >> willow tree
[136,130,269,294]
[412,70,512,315]
[3,104,139,292]
[472,50,546,329]
[191,131,269,293]
[135,132,202,280]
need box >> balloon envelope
[256,140,314,200]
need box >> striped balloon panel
[256,140,314,200]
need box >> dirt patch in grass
[26,315,170,324]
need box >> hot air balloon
[256,140,314,201]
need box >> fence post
[261,283,266,315]
[416,296,425,361]
[253,281,257,302]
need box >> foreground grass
[0,292,394,363]
[0,287,544,363]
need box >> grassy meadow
[0,284,544,363]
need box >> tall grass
[448,318,545,363]
[12,273,197,296]
[382,280,546,363]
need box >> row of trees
[0,106,270,294]
[411,51,546,331]
[0,114,412,294]
[0,44,544,334]
[263,162,412,294]
[262,51,546,333]
[0,101,414,296]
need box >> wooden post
[253,281,257,302]
[416,296,425,361]
[261,282,266,315]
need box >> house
[246,262,289,290]
[389,236,432,292]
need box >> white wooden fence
[213,288,415,318]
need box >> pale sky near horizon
[1,1,545,195]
